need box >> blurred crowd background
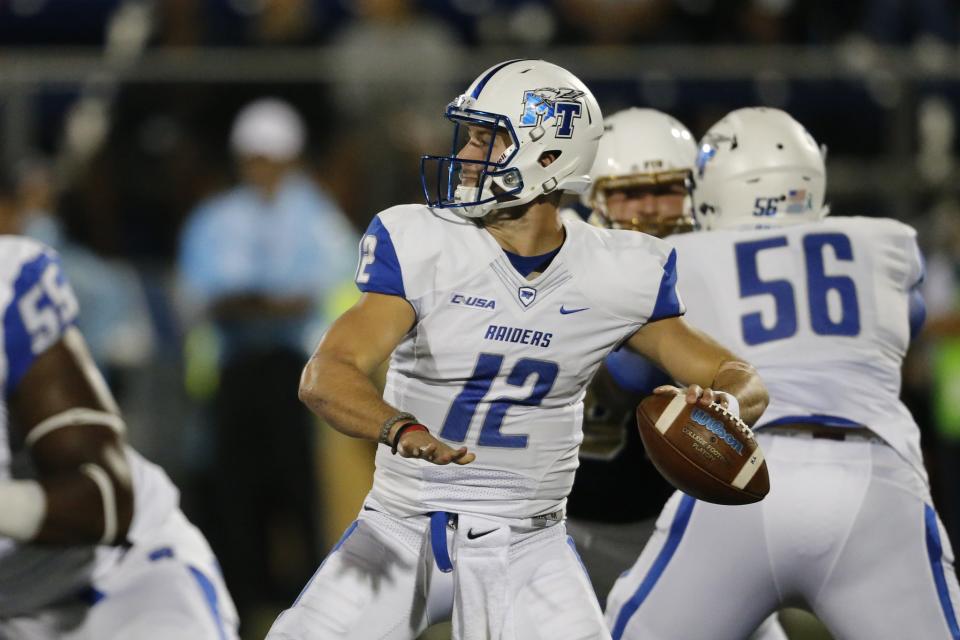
[4,0,960,638]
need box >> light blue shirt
[179,173,358,357]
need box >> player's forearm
[0,460,133,546]
[711,360,768,427]
[299,351,404,442]
[35,466,134,544]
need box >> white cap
[230,98,305,161]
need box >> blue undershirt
[504,246,562,277]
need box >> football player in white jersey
[605,107,960,640]
[564,107,788,640]
[0,233,238,638]
[268,60,769,640]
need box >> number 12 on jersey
[440,353,559,448]
[735,232,860,345]
[356,234,377,284]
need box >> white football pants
[0,510,238,640]
[268,497,610,639]
[606,434,960,640]
[565,517,787,640]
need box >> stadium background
[3,0,960,638]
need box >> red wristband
[391,423,429,455]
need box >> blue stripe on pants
[189,566,228,640]
[925,504,960,639]
[611,494,696,640]
[566,535,590,579]
[293,520,359,607]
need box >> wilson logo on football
[691,408,744,454]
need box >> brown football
[636,393,769,505]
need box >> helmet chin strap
[454,177,521,219]
[454,154,568,220]
[453,185,494,218]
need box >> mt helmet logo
[696,133,737,179]
[519,87,584,139]
[518,286,537,307]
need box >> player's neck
[483,203,564,256]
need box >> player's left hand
[653,384,732,410]
[396,429,476,465]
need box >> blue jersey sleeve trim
[649,248,684,323]
[4,252,78,397]
[907,247,927,340]
[909,286,926,341]
[356,216,405,298]
[605,349,672,395]
[913,245,927,289]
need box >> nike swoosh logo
[466,527,498,540]
[560,306,589,315]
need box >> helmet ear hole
[539,150,561,167]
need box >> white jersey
[668,216,925,475]
[0,236,180,616]
[357,205,684,519]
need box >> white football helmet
[585,107,697,236]
[694,107,827,231]
[421,59,604,218]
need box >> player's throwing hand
[396,428,476,465]
[654,384,721,407]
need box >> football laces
[710,402,755,441]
